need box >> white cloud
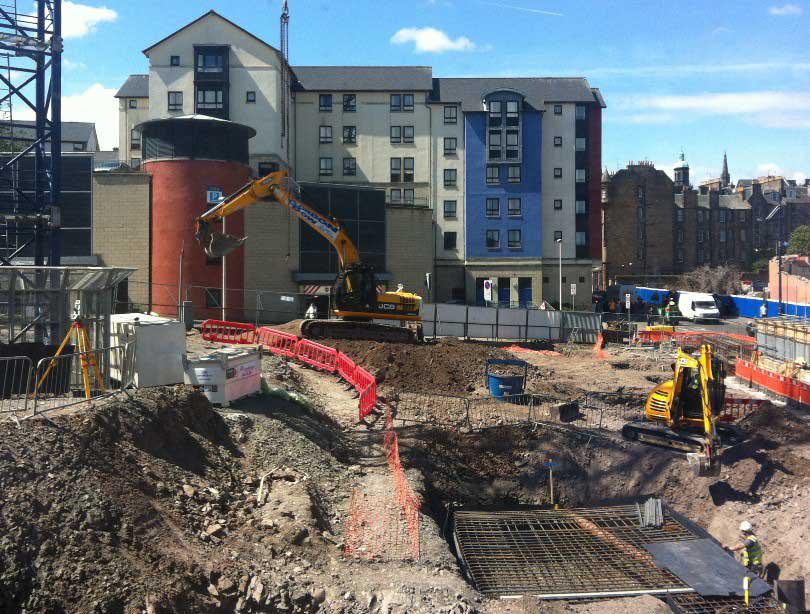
[17,83,118,149]
[391,27,476,53]
[63,58,87,70]
[478,1,563,16]
[584,61,810,78]
[769,3,803,15]
[62,1,117,38]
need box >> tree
[677,265,742,294]
[787,225,810,256]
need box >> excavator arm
[195,167,360,268]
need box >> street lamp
[556,237,563,310]
[765,203,787,315]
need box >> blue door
[518,277,532,308]
[498,277,511,306]
[475,278,485,306]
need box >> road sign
[625,293,631,310]
[206,186,223,204]
[570,283,577,296]
[483,279,493,302]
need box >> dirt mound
[317,337,546,396]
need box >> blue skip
[486,358,528,398]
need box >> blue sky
[62,0,809,183]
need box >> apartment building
[111,9,604,308]
[114,74,148,166]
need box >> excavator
[194,159,423,343]
[621,344,740,477]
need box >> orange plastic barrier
[736,358,810,407]
[336,352,356,386]
[200,319,257,344]
[355,366,377,420]
[295,338,338,373]
[256,327,298,359]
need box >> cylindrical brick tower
[138,116,256,319]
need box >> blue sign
[206,187,223,204]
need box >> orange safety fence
[200,319,257,344]
[255,326,299,359]
[295,338,338,373]
[355,366,377,420]
[336,352,357,386]
[736,358,810,407]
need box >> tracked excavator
[622,344,741,477]
[194,159,423,343]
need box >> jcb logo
[379,303,397,310]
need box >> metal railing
[0,355,32,416]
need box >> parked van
[677,292,721,321]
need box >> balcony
[386,196,430,209]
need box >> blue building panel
[465,110,542,259]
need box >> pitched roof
[115,74,148,98]
[0,120,95,143]
[719,194,750,210]
[142,10,280,56]
[293,66,433,91]
[431,77,604,111]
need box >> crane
[194,159,423,343]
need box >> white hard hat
[739,520,753,532]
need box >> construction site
[0,2,808,613]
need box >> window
[390,158,401,182]
[562,276,567,283]
[205,288,222,308]
[444,169,457,187]
[505,131,519,159]
[319,125,333,144]
[553,104,562,115]
[486,165,499,184]
[676,249,684,263]
[579,276,585,283]
[403,125,414,144]
[508,166,521,183]
[488,101,502,127]
[554,199,563,210]
[128,99,137,109]
[486,198,500,217]
[488,130,502,159]
[403,157,414,182]
[543,276,550,283]
[197,51,224,73]
[343,157,356,176]
[697,210,706,222]
[677,229,684,243]
[719,210,727,223]
[319,157,333,176]
[343,126,357,144]
[486,230,500,249]
[246,91,256,104]
[444,137,457,155]
[390,94,401,111]
[403,189,414,204]
[506,101,519,126]
[738,210,746,222]
[444,105,457,124]
[676,209,685,222]
[167,91,183,112]
[196,87,224,111]
[508,229,522,249]
[576,169,586,183]
[170,55,180,66]
[602,188,608,201]
[553,136,562,147]
[343,94,356,112]
[575,137,586,151]
[403,93,414,111]
[575,231,586,246]
[73,142,85,152]
[319,94,332,112]
[554,167,562,178]
[697,229,705,243]
[390,126,401,144]
[508,198,521,216]
[443,200,457,219]
[130,129,141,150]
[554,230,563,241]
[575,200,587,214]
[575,105,586,120]
[444,231,457,250]
[719,229,727,242]
[390,189,401,203]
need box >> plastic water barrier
[295,339,338,373]
[336,352,356,386]
[201,319,257,344]
[256,326,298,358]
[736,358,810,407]
[354,366,377,420]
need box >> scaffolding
[0,0,62,266]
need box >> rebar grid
[668,593,783,613]
[454,506,699,599]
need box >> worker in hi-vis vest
[729,520,764,576]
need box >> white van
[678,292,721,321]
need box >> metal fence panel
[497,308,528,341]
[528,309,562,341]
[467,306,497,339]
[435,303,467,338]
[0,356,32,417]
[562,312,601,343]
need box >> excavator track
[621,421,744,453]
[300,319,420,344]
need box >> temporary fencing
[255,327,298,359]
[336,352,356,385]
[736,358,810,407]
[0,356,33,417]
[201,319,257,344]
[295,339,338,373]
[355,366,377,420]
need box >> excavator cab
[335,264,379,316]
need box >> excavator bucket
[205,231,247,259]
[687,452,721,477]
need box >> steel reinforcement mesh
[668,593,784,613]
[453,506,700,599]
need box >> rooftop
[432,77,604,111]
[115,74,148,98]
[0,120,95,143]
[293,66,433,91]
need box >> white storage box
[184,347,261,405]
[110,313,186,387]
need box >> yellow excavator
[622,344,740,477]
[195,159,423,343]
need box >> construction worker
[759,301,768,319]
[729,521,764,576]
